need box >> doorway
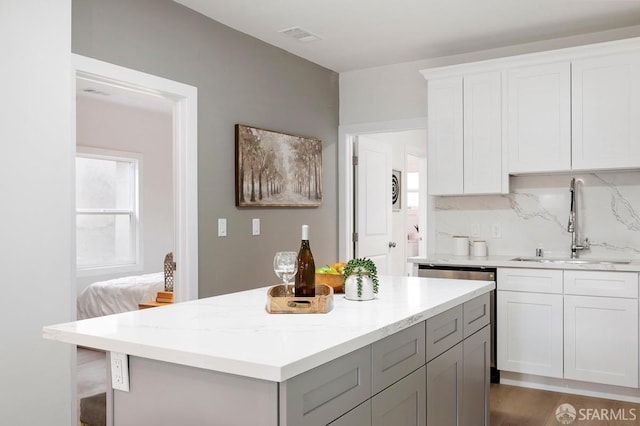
[72,54,199,303]
[339,120,427,275]
[71,54,199,425]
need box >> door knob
[388,242,397,248]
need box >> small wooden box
[266,284,334,314]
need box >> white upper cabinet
[427,77,464,195]
[572,51,640,170]
[506,62,571,173]
[427,72,505,195]
[464,72,504,194]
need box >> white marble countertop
[43,276,493,382]
[409,254,640,272]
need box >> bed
[77,272,165,320]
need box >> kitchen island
[44,276,494,425]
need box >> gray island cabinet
[43,276,493,426]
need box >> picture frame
[235,124,323,208]
[392,169,401,211]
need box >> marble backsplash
[433,171,640,260]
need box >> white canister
[452,236,469,256]
[471,240,488,257]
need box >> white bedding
[77,272,165,320]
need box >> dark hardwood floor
[491,383,640,425]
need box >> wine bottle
[295,225,316,297]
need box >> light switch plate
[252,218,260,236]
[218,218,227,237]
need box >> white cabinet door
[572,52,640,170]
[497,291,563,378]
[428,77,463,195]
[564,295,638,388]
[506,62,571,173]
[463,71,504,194]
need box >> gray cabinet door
[280,346,371,426]
[462,325,490,426]
[426,342,463,426]
[372,365,426,426]
[328,400,371,426]
[372,321,426,394]
[426,304,463,362]
[463,293,490,338]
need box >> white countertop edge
[43,279,494,382]
[408,255,640,272]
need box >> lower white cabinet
[497,290,563,378]
[498,268,640,389]
[564,295,638,388]
[372,366,426,426]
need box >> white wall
[76,97,174,293]
[340,25,640,125]
[0,1,73,425]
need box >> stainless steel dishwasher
[417,264,499,383]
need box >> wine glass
[274,251,298,296]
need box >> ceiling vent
[278,26,321,42]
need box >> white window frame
[76,146,143,277]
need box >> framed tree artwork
[235,124,323,207]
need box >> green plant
[342,257,379,298]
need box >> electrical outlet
[218,218,227,237]
[110,352,130,392]
[491,223,502,238]
[252,218,260,236]
[471,223,480,238]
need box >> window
[76,147,141,274]
[406,171,420,209]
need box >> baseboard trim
[500,371,640,404]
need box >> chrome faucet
[567,178,590,258]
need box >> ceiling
[76,77,174,114]
[175,0,640,72]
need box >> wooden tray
[266,284,334,314]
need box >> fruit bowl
[315,273,344,293]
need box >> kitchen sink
[510,257,632,265]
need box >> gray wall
[73,0,340,297]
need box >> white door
[355,136,393,275]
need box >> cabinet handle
[389,242,397,248]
